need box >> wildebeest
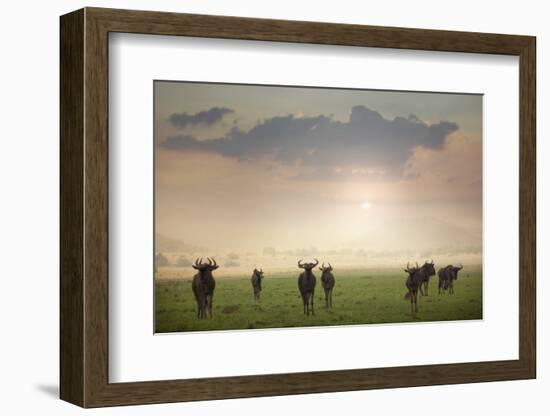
[298,259,318,316]
[438,264,463,294]
[191,257,218,319]
[404,262,421,313]
[251,268,264,300]
[418,259,436,296]
[404,261,436,313]
[319,262,335,309]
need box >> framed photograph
[60,7,536,407]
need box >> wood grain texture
[59,8,84,407]
[83,10,110,406]
[518,38,536,375]
[59,7,537,408]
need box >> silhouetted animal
[418,260,436,296]
[298,259,318,316]
[319,262,335,308]
[438,264,463,294]
[404,262,421,313]
[404,261,436,313]
[251,268,264,300]
[191,257,218,319]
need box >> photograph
[153,81,483,333]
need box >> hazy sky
[154,81,482,265]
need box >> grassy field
[155,266,482,333]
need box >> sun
[361,201,372,210]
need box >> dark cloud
[168,107,234,128]
[160,105,458,175]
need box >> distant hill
[155,234,204,253]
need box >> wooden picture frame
[60,7,536,408]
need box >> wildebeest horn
[328,262,332,269]
[322,262,326,269]
[312,258,319,267]
[458,263,463,270]
[206,257,212,265]
[212,258,217,267]
[298,259,304,268]
[193,257,206,270]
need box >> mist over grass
[155,249,481,279]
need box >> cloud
[404,131,482,187]
[160,105,459,176]
[168,107,234,128]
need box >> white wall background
[0,0,545,414]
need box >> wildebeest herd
[403,260,464,313]
[189,257,464,320]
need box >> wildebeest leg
[425,281,429,296]
[324,288,329,308]
[207,294,213,318]
[197,295,205,319]
[302,294,307,315]
[329,288,333,308]
[311,291,315,315]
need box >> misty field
[154,266,482,333]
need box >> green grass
[155,267,482,333]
